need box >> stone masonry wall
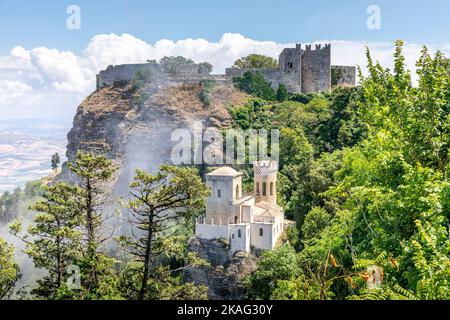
[301,44,331,93]
[96,44,352,94]
[96,63,162,88]
[279,45,302,90]
[225,68,302,93]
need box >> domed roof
[207,166,242,177]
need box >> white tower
[253,160,278,205]
[205,167,242,224]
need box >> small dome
[207,166,241,177]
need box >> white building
[196,160,285,254]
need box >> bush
[199,80,216,106]
[233,71,275,101]
[276,84,289,102]
[131,68,152,91]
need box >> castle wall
[196,223,229,240]
[95,43,353,95]
[301,44,331,93]
[225,68,301,93]
[250,223,273,250]
[331,65,356,87]
[229,224,251,253]
[96,63,162,88]
[279,45,302,91]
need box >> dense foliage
[233,71,276,101]
[0,238,19,299]
[238,42,450,300]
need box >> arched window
[238,230,242,238]
[262,182,267,196]
[236,184,240,198]
[256,182,260,195]
[234,216,238,224]
[270,182,274,196]
[217,189,221,198]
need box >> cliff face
[66,81,249,192]
[65,80,251,296]
[184,238,258,300]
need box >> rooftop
[206,166,242,177]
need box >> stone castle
[96,43,356,94]
[195,161,285,254]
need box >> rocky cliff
[66,81,249,193]
[184,237,258,300]
[64,79,251,297]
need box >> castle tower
[253,160,278,205]
[205,167,242,223]
[279,44,302,89]
[301,43,331,93]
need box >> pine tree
[51,153,61,172]
[10,183,81,299]
[276,84,289,101]
[67,151,118,297]
[0,238,19,300]
[119,165,210,300]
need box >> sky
[1,0,450,120]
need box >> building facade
[195,161,285,254]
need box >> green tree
[294,41,450,301]
[199,80,216,106]
[301,207,331,245]
[233,54,278,69]
[10,183,81,299]
[359,41,450,176]
[0,238,19,300]
[131,68,153,91]
[119,165,210,300]
[51,153,61,173]
[233,71,276,101]
[247,244,300,299]
[160,56,194,74]
[229,98,273,130]
[276,84,289,102]
[198,61,213,73]
[67,151,119,297]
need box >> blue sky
[1,0,450,54]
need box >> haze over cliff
[65,80,249,198]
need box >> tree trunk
[85,178,98,287]
[138,215,153,300]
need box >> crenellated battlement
[253,160,278,176]
[95,43,355,93]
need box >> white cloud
[0,80,33,104]
[1,33,450,120]
[30,47,87,92]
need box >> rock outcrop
[184,237,258,300]
[65,81,249,193]
[64,79,252,296]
